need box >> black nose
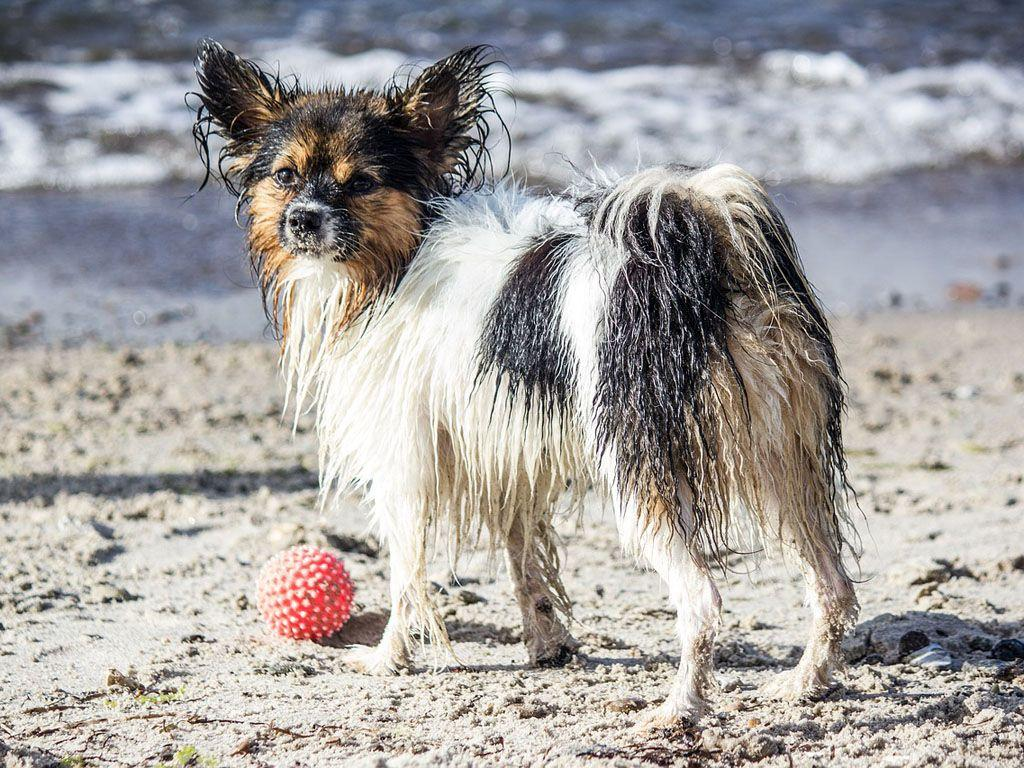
[287,206,323,236]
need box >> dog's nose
[287,206,324,236]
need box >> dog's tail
[583,163,855,568]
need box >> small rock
[121,350,144,367]
[604,697,646,713]
[92,584,139,603]
[88,519,116,539]
[15,597,52,614]
[962,658,1011,679]
[995,555,1024,573]
[968,636,993,652]
[322,531,379,558]
[518,702,555,719]
[898,630,930,657]
[106,668,144,692]
[991,639,1024,661]
[457,590,485,605]
[907,643,953,670]
[0,742,59,767]
[742,733,783,760]
[898,557,971,586]
[842,628,871,662]
[947,282,982,303]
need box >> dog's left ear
[393,46,495,185]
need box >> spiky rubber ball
[256,546,354,640]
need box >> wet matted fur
[192,41,860,727]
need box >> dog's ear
[195,39,291,144]
[393,46,495,183]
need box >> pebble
[898,630,930,657]
[907,643,954,670]
[518,702,555,719]
[457,590,485,605]
[742,733,783,760]
[995,557,1024,573]
[968,636,993,652]
[604,696,646,713]
[106,668,144,692]
[991,639,1024,661]
[92,584,138,603]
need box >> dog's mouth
[284,238,345,261]
[287,241,359,264]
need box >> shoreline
[3,165,1024,349]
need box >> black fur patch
[592,181,851,558]
[477,232,577,422]
[593,192,737,548]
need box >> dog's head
[192,40,499,327]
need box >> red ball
[256,545,354,640]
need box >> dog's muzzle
[283,201,332,250]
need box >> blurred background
[2,0,1023,345]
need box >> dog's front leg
[344,531,414,675]
[345,505,450,675]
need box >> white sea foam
[0,47,1022,191]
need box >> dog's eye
[347,175,378,195]
[274,168,298,187]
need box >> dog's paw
[532,638,581,667]
[535,641,578,668]
[343,643,408,676]
[759,666,829,702]
[635,699,704,732]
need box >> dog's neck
[276,260,382,424]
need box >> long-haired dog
[192,41,859,727]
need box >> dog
[192,40,859,727]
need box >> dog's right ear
[195,39,291,144]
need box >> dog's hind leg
[725,321,858,700]
[503,514,578,667]
[762,508,858,700]
[616,489,722,728]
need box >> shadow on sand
[0,466,318,504]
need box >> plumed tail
[585,163,856,570]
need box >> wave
[1,45,1023,191]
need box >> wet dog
[192,41,859,727]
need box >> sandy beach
[1,309,1022,767]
